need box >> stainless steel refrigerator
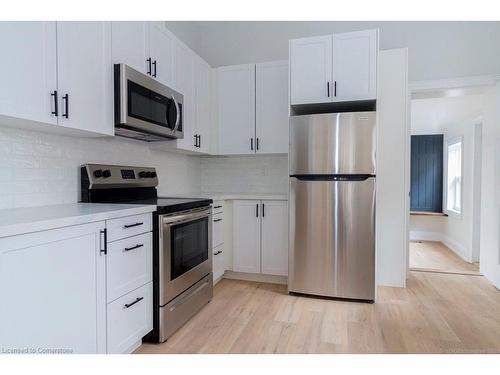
[289,111,376,301]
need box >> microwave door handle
[171,95,180,133]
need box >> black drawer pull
[213,250,223,256]
[124,244,144,252]
[124,297,144,309]
[213,205,222,209]
[213,218,222,222]
[123,222,143,229]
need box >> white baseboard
[223,271,287,285]
[410,230,471,263]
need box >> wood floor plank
[135,271,500,354]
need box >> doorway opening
[408,85,487,276]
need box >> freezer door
[289,112,376,175]
[289,177,375,300]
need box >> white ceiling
[411,93,485,135]
[164,21,500,82]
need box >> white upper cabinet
[56,22,113,136]
[111,21,149,73]
[232,200,261,273]
[217,64,256,155]
[289,29,378,105]
[289,35,332,105]
[261,200,288,276]
[0,22,58,125]
[256,61,289,154]
[148,23,175,87]
[194,56,212,154]
[173,41,196,151]
[333,29,377,102]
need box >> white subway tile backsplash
[0,126,289,210]
[0,126,202,209]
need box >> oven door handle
[161,209,211,225]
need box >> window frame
[443,136,464,218]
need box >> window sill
[410,211,448,217]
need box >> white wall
[376,48,409,288]
[200,155,288,194]
[0,126,202,209]
[165,21,500,82]
[479,84,500,288]
[409,95,483,262]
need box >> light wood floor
[136,271,500,354]
[410,241,480,274]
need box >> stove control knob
[151,171,157,178]
[93,169,103,178]
[138,171,147,178]
[102,170,111,178]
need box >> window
[446,140,462,215]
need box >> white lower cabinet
[106,282,153,354]
[232,199,288,276]
[0,221,107,354]
[261,200,289,276]
[213,245,225,282]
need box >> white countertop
[0,203,156,238]
[169,192,288,201]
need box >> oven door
[159,207,212,305]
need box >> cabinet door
[333,29,377,102]
[194,57,211,154]
[261,200,288,276]
[233,200,261,273]
[217,64,256,155]
[289,35,332,105]
[174,41,196,151]
[111,21,149,74]
[0,22,57,125]
[149,23,174,87]
[56,22,113,136]
[256,61,289,154]
[0,221,106,353]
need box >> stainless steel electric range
[81,163,213,342]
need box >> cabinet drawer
[212,200,224,214]
[106,213,152,242]
[107,282,152,354]
[212,212,224,248]
[106,232,152,302]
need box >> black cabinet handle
[256,138,259,151]
[250,138,254,151]
[123,222,143,229]
[262,203,265,217]
[124,244,144,252]
[334,81,337,97]
[62,94,69,118]
[198,134,201,148]
[152,60,157,77]
[214,205,222,209]
[213,250,223,256]
[213,218,222,222]
[256,203,259,217]
[327,81,330,97]
[146,58,152,75]
[51,90,58,116]
[124,297,144,309]
[100,229,107,255]
[194,134,198,147]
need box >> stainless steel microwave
[114,64,183,141]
